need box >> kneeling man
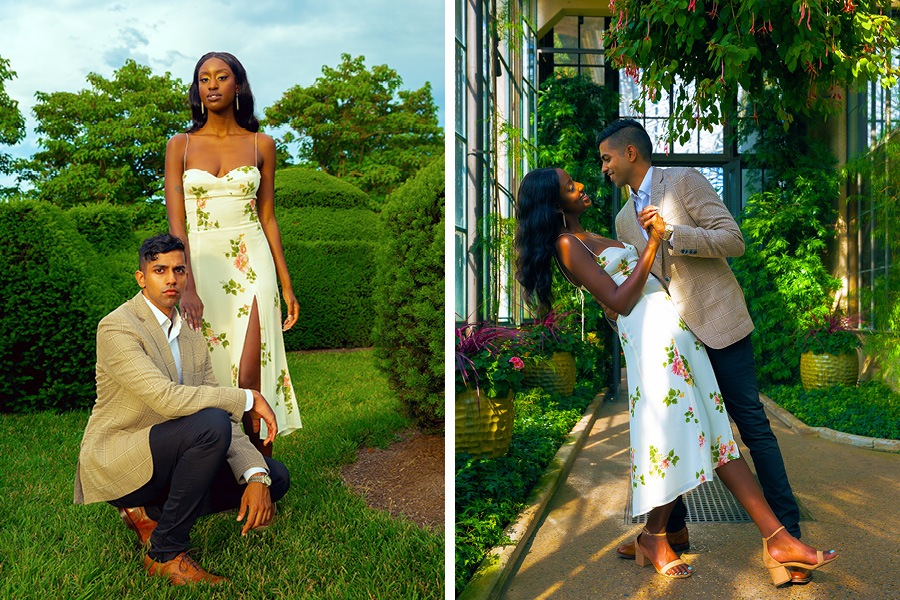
[74,234,290,585]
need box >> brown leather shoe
[143,551,227,585]
[118,507,157,547]
[616,526,690,559]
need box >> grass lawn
[0,349,444,599]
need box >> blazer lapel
[131,293,180,383]
[621,196,648,253]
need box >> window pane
[455,230,467,318]
[455,137,466,228]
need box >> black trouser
[109,408,290,562]
[666,335,801,539]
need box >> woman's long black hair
[515,168,564,315]
[187,51,259,133]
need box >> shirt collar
[141,293,183,340]
[635,166,653,204]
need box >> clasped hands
[600,207,667,322]
[638,206,666,240]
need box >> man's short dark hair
[138,234,185,270]
[597,118,653,161]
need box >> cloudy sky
[0,0,444,184]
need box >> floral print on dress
[222,279,246,296]
[615,257,633,277]
[695,468,707,483]
[684,405,699,423]
[631,447,646,488]
[630,386,641,417]
[714,436,739,467]
[200,318,229,352]
[275,369,295,413]
[648,445,680,479]
[226,235,258,283]
[237,304,251,318]
[663,387,684,406]
[710,391,725,413]
[188,185,220,230]
[260,341,271,367]
[243,198,259,223]
[231,364,239,387]
[663,340,694,386]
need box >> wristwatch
[662,223,674,241]
[248,473,272,487]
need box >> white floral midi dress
[580,241,739,516]
[182,136,302,437]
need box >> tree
[265,54,443,202]
[607,0,900,141]
[17,60,189,206]
[0,56,25,196]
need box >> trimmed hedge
[281,240,377,349]
[275,167,370,210]
[372,156,444,429]
[274,168,379,349]
[767,382,900,440]
[275,206,379,242]
[0,201,121,412]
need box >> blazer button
[665,276,671,282]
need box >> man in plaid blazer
[74,234,290,585]
[598,120,807,583]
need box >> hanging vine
[606,0,900,141]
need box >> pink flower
[698,434,705,448]
[509,356,524,370]
[699,473,707,483]
[660,458,670,469]
[234,254,249,272]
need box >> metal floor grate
[626,478,752,524]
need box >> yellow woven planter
[522,351,576,396]
[799,351,859,390]
[455,387,514,459]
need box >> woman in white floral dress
[515,168,835,584]
[165,52,302,455]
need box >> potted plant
[799,312,862,390]
[455,323,526,458]
[519,309,579,396]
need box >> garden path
[502,399,900,599]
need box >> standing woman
[165,52,302,455]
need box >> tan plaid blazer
[615,166,754,349]
[74,292,265,505]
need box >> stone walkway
[500,398,900,599]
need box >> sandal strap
[762,525,785,542]
[658,558,688,574]
[641,527,668,537]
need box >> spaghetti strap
[254,133,258,167]
[183,133,189,171]
[557,232,600,257]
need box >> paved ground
[501,396,900,599]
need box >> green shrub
[767,382,900,440]
[67,203,136,251]
[275,206,379,242]
[275,167,370,210]
[373,156,444,429]
[280,240,376,350]
[732,112,842,387]
[0,201,120,412]
[273,170,379,350]
[455,383,598,595]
